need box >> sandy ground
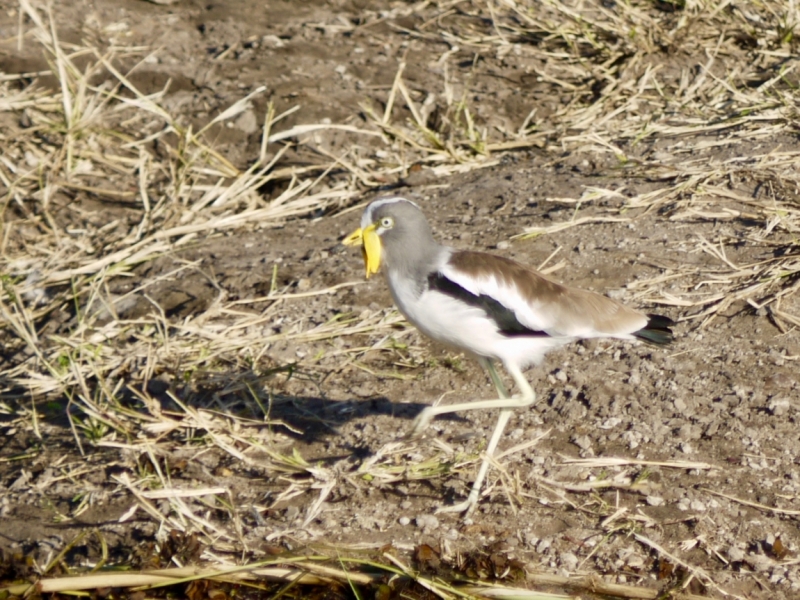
[1,1,800,598]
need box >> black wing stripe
[427,272,549,338]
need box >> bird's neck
[385,243,450,295]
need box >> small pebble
[25,150,40,168]
[559,552,578,570]
[745,554,772,572]
[398,516,410,526]
[627,555,645,569]
[690,499,706,512]
[572,435,592,451]
[415,514,440,531]
[607,288,626,300]
[768,397,791,416]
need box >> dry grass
[484,0,800,330]
[2,0,800,598]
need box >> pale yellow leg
[408,360,536,515]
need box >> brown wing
[440,251,651,339]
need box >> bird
[342,196,674,515]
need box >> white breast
[386,269,569,369]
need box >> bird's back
[440,251,652,340]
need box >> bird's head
[342,197,430,278]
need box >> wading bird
[344,197,673,514]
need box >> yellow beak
[343,223,381,278]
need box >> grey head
[363,197,443,278]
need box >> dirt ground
[1,1,800,599]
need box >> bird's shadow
[141,372,469,448]
[258,392,425,445]
[1,366,473,472]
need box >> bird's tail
[633,314,675,345]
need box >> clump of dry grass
[0,0,412,562]
[470,0,800,327]
[349,0,800,328]
[0,532,713,600]
[0,0,522,569]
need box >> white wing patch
[438,262,559,332]
[438,260,647,339]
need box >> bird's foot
[405,406,435,440]
[435,494,478,517]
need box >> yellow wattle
[342,225,382,278]
[362,224,382,278]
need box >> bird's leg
[437,406,515,515]
[407,361,531,439]
[406,361,536,515]
[484,357,509,399]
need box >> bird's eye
[380,217,394,229]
